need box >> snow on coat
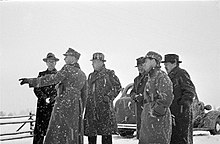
[33,69,57,140]
[139,68,174,144]
[30,63,87,144]
[168,66,196,144]
[130,73,148,139]
[84,66,121,136]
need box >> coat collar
[67,62,80,69]
[46,68,57,73]
[148,67,160,78]
[90,66,108,84]
[168,66,179,79]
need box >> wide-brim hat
[63,48,81,59]
[90,52,106,62]
[144,51,162,63]
[161,54,182,63]
[135,56,145,67]
[43,53,59,62]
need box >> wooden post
[29,112,34,135]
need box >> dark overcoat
[130,73,148,138]
[33,69,57,138]
[30,63,87,144]
[84,66,121,136]
[139,68,174,144]
[168,66,196,144]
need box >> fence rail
[0,112,35,142]
[0,114,35,120]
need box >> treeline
[0,108,35,117]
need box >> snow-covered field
[0,133,220,144]
[1,118,220,144]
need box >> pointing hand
[19,78,29,85]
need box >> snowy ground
[0,131,220,144]
[1,118,220,144]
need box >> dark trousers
[33,134,44,144]
[88,135,112,144]
[135,101,143,139]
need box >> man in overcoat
[139,51,174,144]
[162,54,197,144]
[32,53,59,144]
[84,52,121,144]
[19,48,88,144]
[130,56,148,139]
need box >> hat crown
[145,51,162,62]
[64,48,81,59]
[91,52,106,62]
[136,56,145,66]
[162,54,182,63]
[43,52,59,62]
[46,53,55,58]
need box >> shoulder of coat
[38,70,47,76]
[105,69,115,75]
[156,69,170,81]
[38,71,44,75]
[176,67,190,77]
[134,75,139,81]
[79,69,87,78]
[62,64,69,69]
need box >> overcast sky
[0,0,220,113]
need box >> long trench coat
[30,63,87,144]
[139,68,174,144]
[168,66,196,144]
[33,69,57,143]
[130,73,148,139]
[84,66,121,136]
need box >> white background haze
[0,0,220,114]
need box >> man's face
[164,62,175,74]
[64,55,75,64]
[46,59,56,70]
[92,59,104,71]
[137,64,145,74]
[143,58,154,72]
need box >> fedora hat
[144,51,162,62]
[43,53,59,62]
[63,48,81,59]
[90,52,106,62]
[161,54,182,63]
[135,56,145,67]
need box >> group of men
[19,48,197,144]
[131,52,196,144]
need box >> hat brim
[90,59,106,62]
[43,58,59,62]
[161,60,182,63]
[135,63,144,67]
[63,54,70,56]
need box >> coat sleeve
[178,69,196,105]
[33,72,47,99]
[153,73,174,116]
[106,70,122,100]
[130,78,137,100]
[29,65,68,88]
[81,80,88,110]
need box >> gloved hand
[130,93,136,101]
[19,78,29,85]
[177,98,192,107]
[152,105,167,117]
[103,96,110,103]
[135,94,143,102]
